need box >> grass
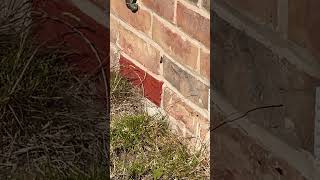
[110,69,209,179]
[0,1,108,179]
[0,33,108,179]
[110,70,144,118]
[110,114,209,179]
[0,1,209,179]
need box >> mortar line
[198,0,203,8]
[196,47,201,73]
[173,0,178,24]
[162,82,209,118]
[163,54,210,86]
[138,3,210,50]
[213,0,320,79]
[178,0,210,18]
[120,52,163,81]
[277,0,288,39]
[69,0,107,27]
[212,91,320,180]
[111,13,210,86]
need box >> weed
[0,1,108,179]
[110,72,209,179]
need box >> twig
[127,64,146,98]
[211,104,284,131]
[8,105,23,130]
[9,42,44,95]
[13,146,41,156]
[41,12,109,105]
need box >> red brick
[33,0,109,75]
[111,0,151,34]
[163,88,208,137]
[119,56,163,106]
[200,50,210,80]
[223,0,277,27]
[152,17,199,71]
[118,24,160,75]
[142,0,175,22]
[176,2,210,48]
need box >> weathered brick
[213,116,308,180]
[200,50,210,80]
[119,56,163,106]
[110,16,118,43]
[176,2,210,48]
[90,0,105,9]
[305,0,320,60]
[222,0,277,27]
[288,0,320,61]
[199,121,209,140]
[214,14,320,153]
[142,0,175,22]
[186,0,198,5]
[111,0,151,34]
[163,87,208,136]
[202,0,210,11]
[152,17,199,71]
[288,0,308,47]
[170,119,186,137]
[110,44,119,69]
[163,56,209,109]
[118,24,160,75]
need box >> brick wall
[32,0,109,111]
[213,0,320,179]
[110,0,210,146]
[33,0,108,74]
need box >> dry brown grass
[0,1,108,179]
[110,65,144,118]
[110,67,209,179]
